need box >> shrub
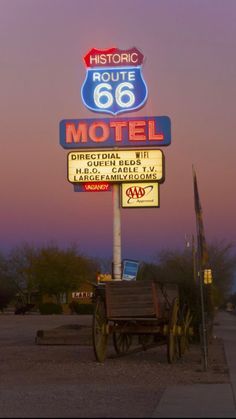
[69,301,93,315]
[69,300,80,314]
[77,304,93,314]
[39,302,63,315]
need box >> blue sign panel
[60,116,171,149]
[81,66,148,115]
[122,259,140,280]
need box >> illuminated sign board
[67,149,164,184]
[60,116,171,149]
[73,182,112,192]
[97,273,112,282]
[81,47,148,115]
[121,182,159,208]
[72,291,93,299]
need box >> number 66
[94,82,135,109]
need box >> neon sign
[84,47,143,67]
[73,182,112,192]
[60,116,171,149]
[81,47,148,115]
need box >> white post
[112,184,122,280]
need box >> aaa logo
[126,185,154,203]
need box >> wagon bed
[105,280,175,318]
[92,279,193,363]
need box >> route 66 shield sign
[81,47,148,116]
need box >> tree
[141,249,199,316]
[141,240,236,332]
[0,253,17,311]
[208,240,236,304]
[31,244,99,303]
[7,243,39,304]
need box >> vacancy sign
[121,182,159,208]
[73,182,112,192]
[67,149,164,183]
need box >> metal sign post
[112,184,122,280]
[199,269,208,371]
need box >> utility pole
[192,234,197,283]
[185,233,197,283]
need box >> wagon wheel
[113,322,133,355]
[92,297,108,363]
[178,305,193,356]
[167,297,180,363]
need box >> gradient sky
[1,0,236,264]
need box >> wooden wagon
[92,279,193,363]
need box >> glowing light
[67,149,164,184]
[84,47,144,68]
[60,116,170,149]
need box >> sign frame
[59,116,171,149]
[122,259,140,281]
[121,182,160,208]
[67,149,165,184]
[81,47,148,115]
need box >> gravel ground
[0,313,229,418]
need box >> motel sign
[60,116,171,149]
[59,46,171,196]
[59,46,172,279]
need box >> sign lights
[60,116,171,149]
[73,182,112,192]
[67,149,164,184]
[83,47,144,68]
[81,47,148,115]
[60,46,172,207]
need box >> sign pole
[112,184,122,280]
[199,269,208,371]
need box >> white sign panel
[68,149,164,183]
[121,182,160,208]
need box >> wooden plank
[105,304,153,317]
[107,302,155,310]
[113,325,162,334]
[152,281,160,317]
[109,317,163,321]
[105,280,157,318]
[105,280,179,319]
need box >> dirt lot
[0,314,229,418]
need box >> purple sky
[0,0,236,264]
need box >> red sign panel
[73,182,112,192]
[84,47,144,68]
